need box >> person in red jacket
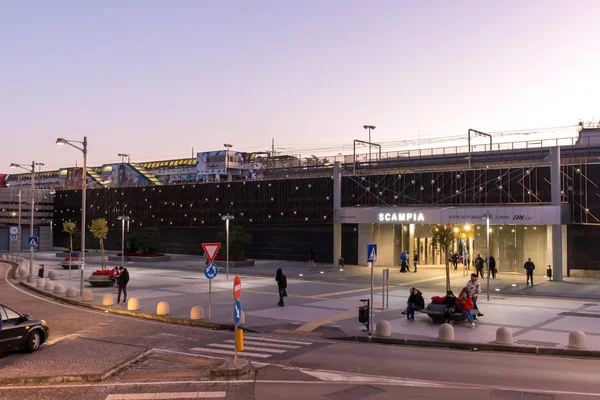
[457,288,476,328]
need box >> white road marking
[46,333,79,345]
[222,340,300,349]
[207,344,285,353]
[188,347,271,358]
[105,392,226,399]
[243,336,312,345]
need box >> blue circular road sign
[233,300,242,324]
[204,263,218,279]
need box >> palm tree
[62,221,77,257]
[431,225,456,292]
[90,218,109,270]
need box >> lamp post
[363,125,376,163]
[221,214,234,279]
[17,179,22,257]
[56,136,88,296]
[486,214,491,301]
[223,144,233,182]
[10,162,41,282]
[118,153,130,163]
[118,216,130,267]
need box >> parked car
[0,303,50,353]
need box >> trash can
[358,299,369,325]
[547,265,553,281]
[338,256,344,269]
[38,264,45,278]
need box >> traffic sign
[233,275,242,300]
[204,263,218,279]
[28,237,39,248]
[10,235,17,241]
[9,227,18,235]
[202,243,221,263]
[367,243,377,263]
[233,300,242,324]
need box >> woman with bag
[276,268,288,307]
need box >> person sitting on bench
[443,290,458,324]
[406,287,425,321]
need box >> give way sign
[233,275,242,300]
[202,243,221,263]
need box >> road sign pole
[234,322,238,364]
[369,261,373,341]
[208,279,212,320]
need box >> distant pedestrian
[452,253,459,270]
[413,251,419,273]
[524,258,536,285]
[400,250,408,273]
[466,273,484,318]
[474,254,485,278]
[275,268,287,307]
[308,248,316,268]
[406,288,424,320]
[117,266,130,304]
[488,256,497,279]
[463,251,471,275]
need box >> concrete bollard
[65,287,78,298]
[569,330,588,349]
[81,289,93,302]
[48,271,58,280]
[27,274,34,283]
[127,298,140,311]
[102,294,115,306]
[36,278,46,288]
[190,305,204,320]
[157,301,170,315]
[53,284,66,295]
[496,327,513,345]
[44,281,55,291]
[232,310,246,325]
[18,266,28,279]
[1,255,6,261]
[375,320,392,337]
[439,323,455,341]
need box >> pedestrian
[275,268,287,307]
[457,288,476,328]
[117,266,130,304]
[488,256,497,279]
[400,250,408,273]
[463,251,471,275]
[109,266,119,284]
[443,290,458,324]
[452,253,459,270]
[406,287,425,320]
[474,254,485,278]
[466,273,484,318]
[308,248,316,268]
[413,251,419,273]
[401,288,413,315]
[524,258,536,285]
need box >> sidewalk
[18,253,600,353]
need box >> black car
[0,303,50,353]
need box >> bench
[416,303,479,323]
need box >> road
[2,262,600,399]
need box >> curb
[331,336,600,358]
[18,281,260,334]
[0,349,153,386]
[210,358,253,378]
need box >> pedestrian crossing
[105,392,226,399]
[188,335,314,359]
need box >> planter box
[212,260,255,268]
[87,274,116,287]
[107,255,172,263]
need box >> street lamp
[223,144,233,182]
[56,136,88,296]
[118,216,130,268]
[118,153,130,163]
[10,161,42,282]
[221,214,235,279]
[363,125,376,163]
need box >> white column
[358,224,375,266]
[333,162,342,266]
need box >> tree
[217,226,252,259]
[90,218,108,270]
[62,221,77,256]
[140,228,161,254]
[431,225,456,292]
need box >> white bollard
[127,298,140,311]
[44,281,55,291]
[102,294,115,306]
[156,301,170,315]
[496,327,513,345]
[439,323,455,341]
[27,274,34,283]
[190,305,204,320]
[1,255,6,261]
[36,278,46,288]
[48,271,58,280]
[375,320,392,337]
[569,330,588,349]
[18,266,28,279]
[81,289,93,302]
[53,283,66,295]
[65,287,78,298]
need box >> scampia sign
[378,212,425,222]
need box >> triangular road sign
[369,248,377,261]
[202,243,221,263]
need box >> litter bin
[547,265,553,281]
[38,264,45,278]
[338,256,344,269]
[358,299,370,330]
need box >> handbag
[283,289,288,297]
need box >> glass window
[1,306,19,320]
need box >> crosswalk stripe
[207,344,285,353]
[243,336,313,345]
[105,392,226,399]
[188,347,271,358]
[222,340,300,349]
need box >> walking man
[117,266,130,304]
[524,258,536,285]
[275,268,287,307]
[413,251,419,273]
[474,254,485,279]
[400,250,408,273]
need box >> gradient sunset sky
[2,0,599,169]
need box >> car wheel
[25,330,42,353]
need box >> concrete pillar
[562,225,568,277]
[333,162,342,266]
[358,224,375,266]
[550,147,563,281]
[408,224,415,262]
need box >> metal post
[81,136,87,296]
[486,216,490,301]
[17,180,22,257]
[121,218,125,267]
[226,218,230,280]
[208,279,212,320]
[369,261,374,340]
[29,161,35,280]
[234,322,238,363]
[381,269,385,310]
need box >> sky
[1,0,599,170]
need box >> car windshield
[0,306,21,321]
